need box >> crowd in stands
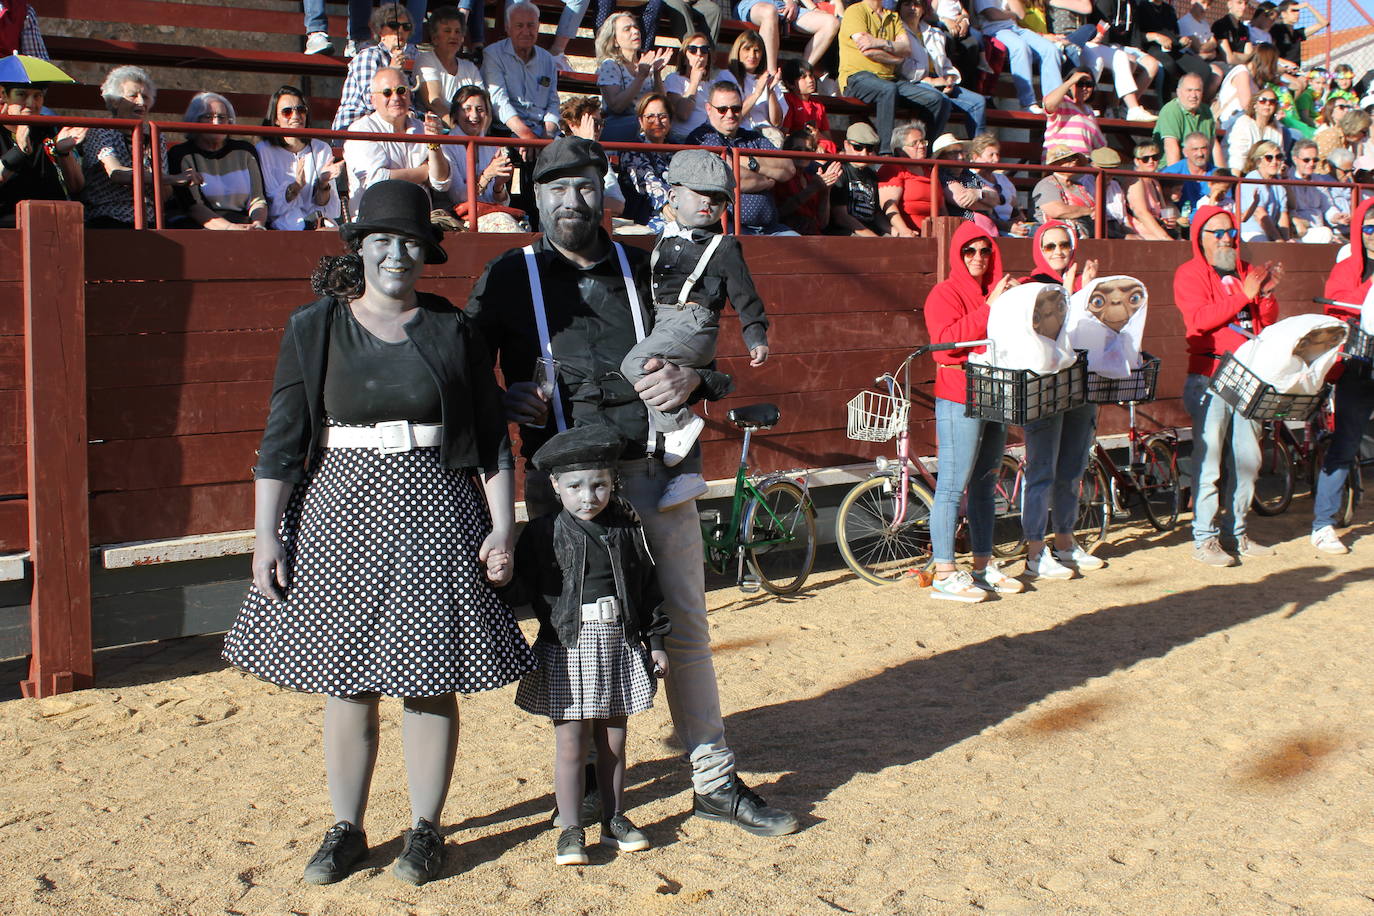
[0,0,1371,238]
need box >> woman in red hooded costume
[1311,196,1374,554]
[1019,220,1106,580]
[922,222,1022,602]
[1173,204,1282,567]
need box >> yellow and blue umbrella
[0,54,75,86]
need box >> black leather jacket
[253,294,513,482]
[513,498,670,652]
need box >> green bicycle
[697,403,817,596]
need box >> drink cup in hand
[533,357,560,400]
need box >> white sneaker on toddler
[658,473,708,511]
[662,415,705,467]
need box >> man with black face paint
[1174,206,1282,568]
[466,136,801,839]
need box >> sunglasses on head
[685,44,711,53]
[375,85,409,98]
[1203,227,1238,239]
[278,105,308,116]
[961,244,992,257]
[385,20,413,30]
[710,103,742,114]
[1041,241,1072,252]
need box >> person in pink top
[1042,68,1106,157]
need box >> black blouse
[0,125,70,227]
[324,304,443,425]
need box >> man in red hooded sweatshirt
[1174,205,1283,567]
[1311,197,1374,554]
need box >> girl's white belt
[321,421,443,454]
[581,596,621,622]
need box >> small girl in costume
[513,425,672,866]
[620,148,771,512]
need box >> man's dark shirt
[684,123,784,230]
[1269,23,1305,63]
[1211,14,1250,56]
[832,161,882,232]
[465,231,732,460]
[1133,0,1181,45]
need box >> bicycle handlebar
[1314,296,1362,310]
[910,339,992,358]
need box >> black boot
[693,776,799,837]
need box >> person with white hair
[342,67,451,216]
[79,65,199,228]
[167,91,269,229]
[482,0,562,140]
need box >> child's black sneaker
[555,826,589,866]
[392,818,444,885]
[600,814,650,851]
[302,821,368,885]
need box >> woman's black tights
[324,693,459,830]
[553,716,627,827]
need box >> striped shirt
[1043,99,1106,156]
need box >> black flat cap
[533,135,609,184]
[532,425,625,475]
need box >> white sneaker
[1025,547,1075,580]
[550,52,571,71]
[662,415,705,468]
[343,39,357,58]
[930,569,987,603]
[1126,106,1158,122]
[1027,103,1045,115]
[1311,525,1349,555]
[1054,543,1105,571]
[972,564,1025,594]
[658,473,708,511]
[305,31,334,55]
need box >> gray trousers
[526,459,736,795]
[620,304,720,434]
[659,0,723,42]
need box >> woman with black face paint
[222,180,536,888]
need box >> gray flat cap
[664,149,735,194]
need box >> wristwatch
[746,155,760,173]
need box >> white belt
[580,596,621,622]
[321,421,443,454]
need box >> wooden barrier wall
[0,225,1344,556]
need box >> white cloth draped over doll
[1066,275,1149,380]
[1234,314,1348,395]
[970,281,1078,374]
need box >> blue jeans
[843,71,951,155]
[460,0,486,44]
[989,24,1065,107]
[932,397,1008,564]
[1185,372,1261,544]
[349,0,429,42]
[1021,403,1098,542]
[304,0,328,33]
[946,85,987,136]
[1313,363,1374,530]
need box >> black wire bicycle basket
[964,351,1088,425]
[1086,353,1160,404]
[1345,318,1374,362]
[1207,353,1328,422]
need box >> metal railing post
[149,121,165,230]
[130,126,145,230]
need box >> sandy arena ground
[2,510,1373,916]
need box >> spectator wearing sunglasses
[345,0,427,56]
[1226,88,1284,173]
[1287,137,1345,243]
[342,68,452,215]
[333,4,419,131]
[1124,140,1177,241]
[828,122,890,236]
[1174,205,1282,566]
[665,33,738,141]
[256,86,343,230]
[1238,139,1290,242]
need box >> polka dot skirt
[222,438,536,698]
[514,622,657,721]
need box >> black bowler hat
[532,425,625,475]
[341,180,448,264]
[532,136,609,184]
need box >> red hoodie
[1025,220,1084,291]
[923,222,1003,403]
[1173,205,1279,376]
[1324,196,1374,318]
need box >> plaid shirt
[21,7,46,59]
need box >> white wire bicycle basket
[846,390,910,442]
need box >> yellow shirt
[1019,7,1048,33]
[839,2,905,91]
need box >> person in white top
[898,0,987,135]
[256,86,343,230]
[439,85,514,210]
[664,32,739,141]
[415,6,483,119]
[727,30,787,134]
[343,68,452,215]
[595,12,673,142]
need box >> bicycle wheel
[742,479,816,596]
[1139,437,1182,532]
[991,454,1027,558]
[1073,460,1112,548]
[835,475,935,585]
[1251,426,1294,516]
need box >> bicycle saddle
[727,403,780,429]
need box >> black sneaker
[302,821,368,885]
[693,777,800,837]
[555,825,589,866]
[600,813,650,851]
[391,819,444,885]
[551,764,603,828]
